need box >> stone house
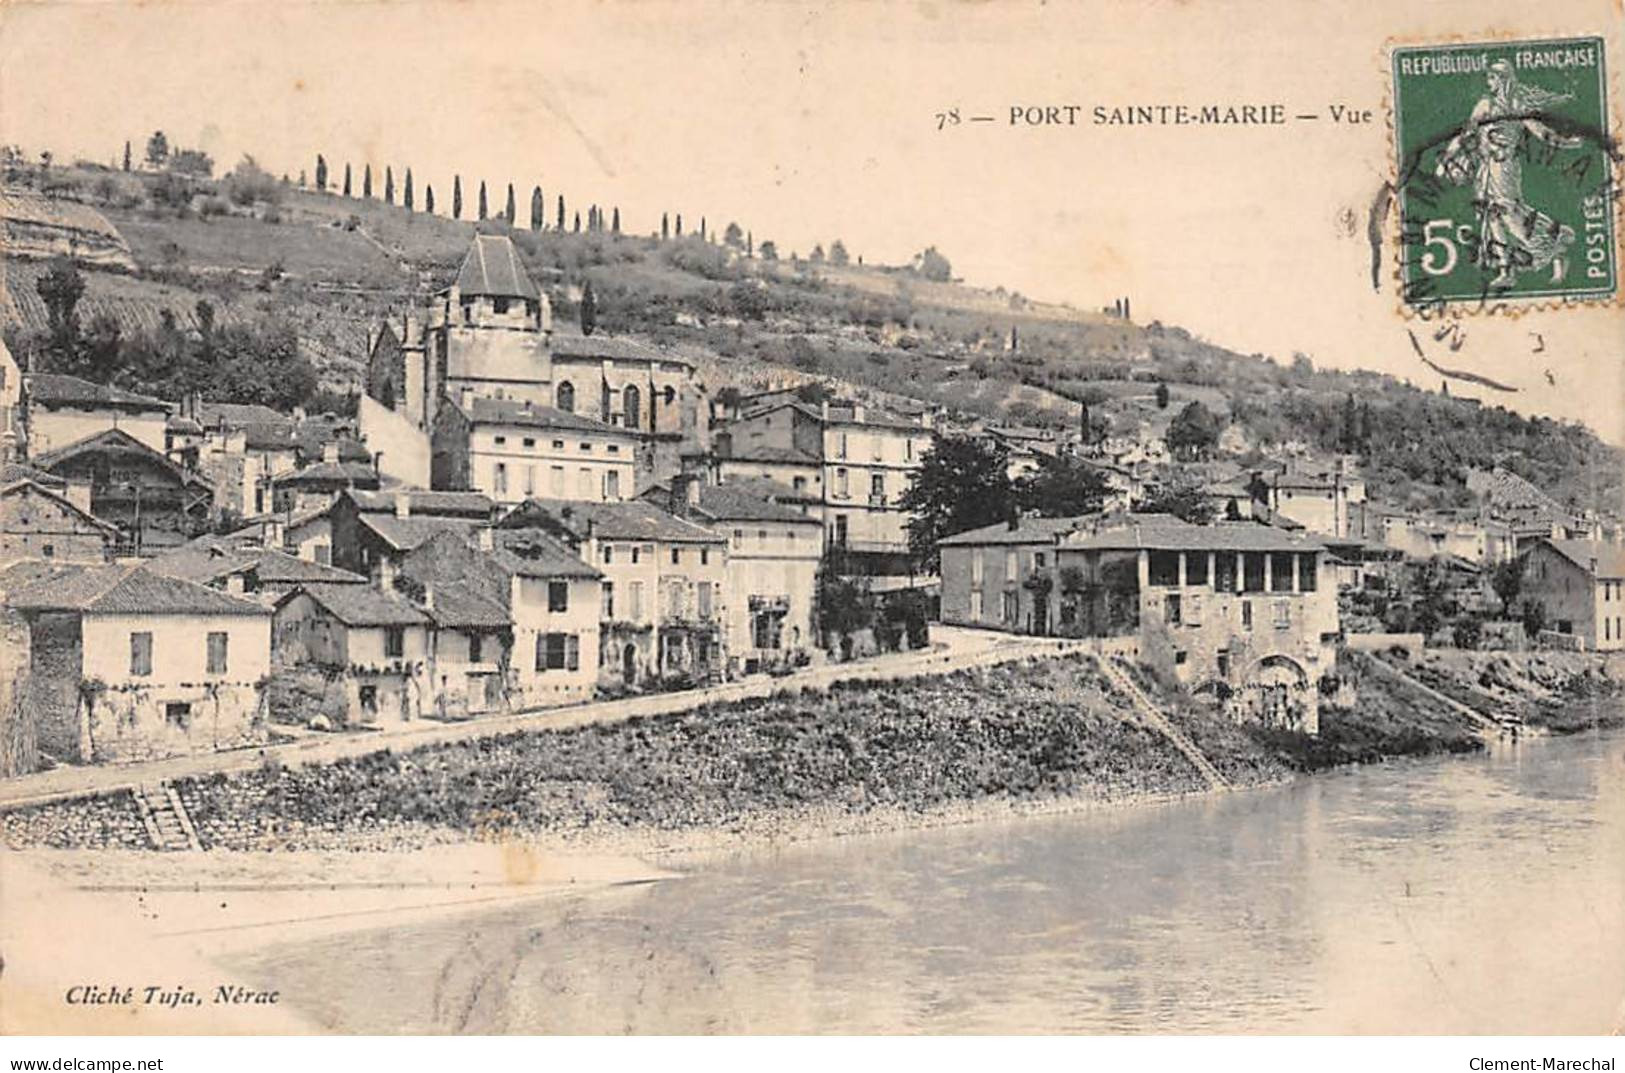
[0,475,117,567]
[1519,539,1625,651]
[31,427,213,555]
[5,564,271,763]
[21,373,169,456]
[938,514,1101,635]
[270,442,379,514]
[640,476,824,674]
[271,582,434,725]
[497,498,727,688]
[147,533,367,600]
[431,395,639,506]
[327,488,495,578]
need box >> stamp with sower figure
[1391,36,1617,310]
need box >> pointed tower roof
[454,233,539,301]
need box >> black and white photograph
[0,0,1621,1051]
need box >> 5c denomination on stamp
[1391,36,1617,311]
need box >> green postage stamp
[1391,36,1617,309]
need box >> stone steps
[1098,657,1230,792]
[132,781,201,851]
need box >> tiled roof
[940,514,1098,547]
[0,461,66,489]
[1061,517,1326,554]
[550,331,693,366]
[360,513,481,552]
[251,549,367,585]
[348,489,495,518]
[23,373,168,412]
[459,395,636,437]
[425,588,511,630]
[1542,539,1625,579]
[454,234,539,300]
[291,583,432,627]
[0,477,117,533]
[6,564,269,616]
[196,401,289,427]
[491,530,603,579]
[32,427,199,485]
[148,537,365,586]
[274,460,378,485]
[166,414,203,434]
[499,498,723,544]
[642,479,819,524]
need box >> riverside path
[0,627,1086,811]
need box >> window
[1186,553,1208,587]
[602,581,615,619]
[552,440,565,450]
[385,627,405,658]
[556,382,575,412]
[494,462,508,495]
[1002,590,1019,623]
[836,468,850,498]
[494,435,507,446]
[793,476,808,492]
[1217,650,1231,679]
[838,432,849,459]
[1273,600,1291,628]
[671,547,681,565]
[623,385,641,428]
[628,581,644,619]
[1149,551,1181,587]
[870,474,885,501]
[1164,594,1182,625]
[1270,553,1295,592]
[493,297,510,314]
[700,548,710,566]
[165,702,192,727]
[1299,553,1318,592]
[732,528,744,548]
[578,469,592,497]
[602,544,614,564]
[206,631,228,675]
[536,632,577,671]
[469,634,483,663]
[524,465,536,496]
[604,470,621,499]
[1241,600,1253,630]
[757,529,768,542]
[607,444,620,454]
[1005,550,1018,583]
[970,590,984,619]
[1243,553,1266,592]
[631,545,641,564]
[523,437,536,449]
[906,439,915,461]
[1186,594,1203,626]
[550,466,565,496]
[834,515,848,546]
[130,632,153,677]
[1174,650,1188,665]
[697,581,713,617]
[971,550,984,585]
[1034,552,1047,568]
[580,442,592,452]
[548,581,569,612]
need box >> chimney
[853,404,866,424]
[476,526,494,552]
[394,491,411,518]
[820,400,830,421]
[374,555,396,592]
[422,584,435,612]
[264,517,285,551]
[687,477,701,508]
[322,440,340,464]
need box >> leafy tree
[723,222,744,249]
[315,153,328,191]
[817,559,876,652]
[168,148,213,177]
[1491,558,1523,617]
[504,182,515,225]
[1166,400,1220,460]
[1520,598,1547,639]
[425,184,435,215]
[1154,381,1171,409]
[530,186,543,230]
[759,240,778,261]
[1136,476,1216,524]
[384,166,394,204]
[145,131,169,169]
[452,175,462,219]
[342,162,352,197]
[898,435,1017,571]
[477,180,488,220]
[35,256,85,358]
[225,154,280,206]
[122,140,131,172]
[363,163,373,199]
[809,244,826,263]
[579,279,598,337]
[557,194,565,231]
[914,245,952,281]
[829,239,850,266]
[1014,455,1111,518]
[403,168,414,210]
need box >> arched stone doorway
[1245,654,1312,731]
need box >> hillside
[4,159,1621,515]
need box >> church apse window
[556,381,575,413]
[623,385,641,429]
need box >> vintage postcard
[0,0,1622,1044]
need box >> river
[224,729,1625,1033]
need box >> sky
[2,0,1621,441]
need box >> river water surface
[228,729,1625,1033]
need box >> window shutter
[566,634,580,670]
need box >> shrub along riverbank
[3,650,1615,854]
